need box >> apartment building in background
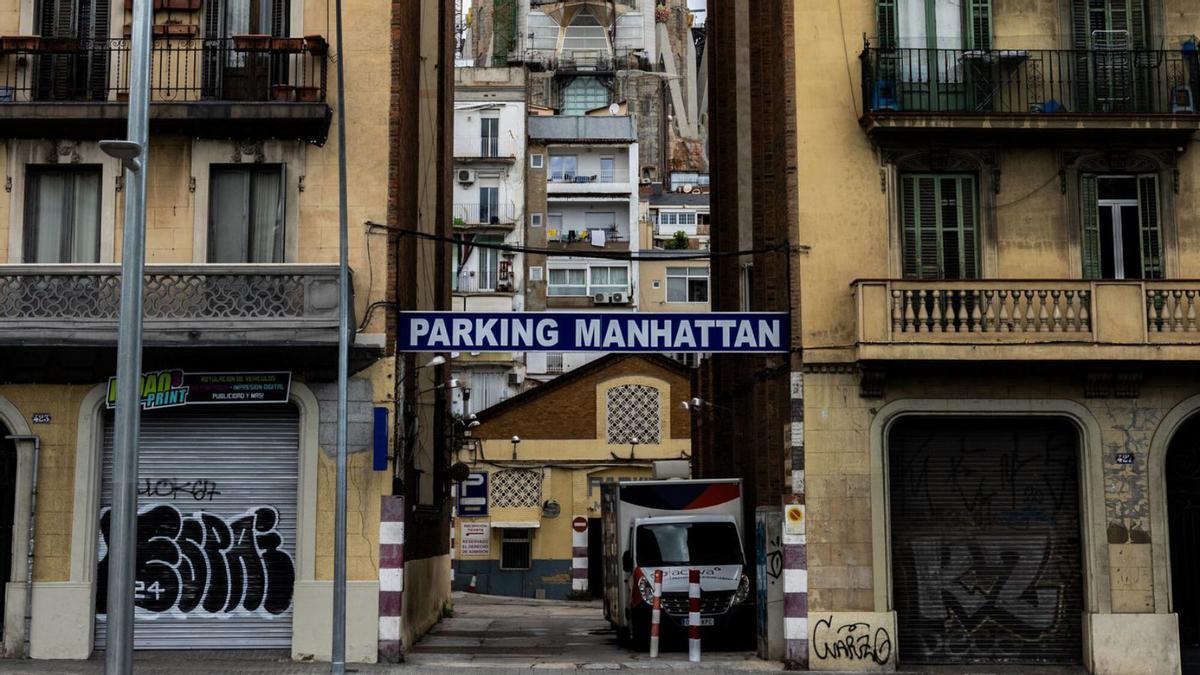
[0,0,454,664]
[452,66,529,414]
[698,0,1200,671]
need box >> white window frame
[589,264,630,295]
[549,155,578,182]
[530,213,544,228]
[548,266,588,296]
[530,153,545,169]
[666,266,709,304]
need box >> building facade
[452,66,529,414]
[0,0,453,664]
[453,354,691,599]
[701,0,1200,673]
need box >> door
[1071,0,1151,112]
[1081,175,1163,280]
[1167,414,1200,672]
[95,405,299,649]
[889,417,1084,665]
[34,0,109,101]
[202,0,289,100]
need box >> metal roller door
[96,405,299,650]
[888,417,1084,665]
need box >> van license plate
[679,617,714,627]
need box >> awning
[489,521,541,529]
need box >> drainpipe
[5,435,39,659]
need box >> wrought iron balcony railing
[0,37,327,103]
[861,46,1198,116]
[453,202,518,226]
[0,264,343,345]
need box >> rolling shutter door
[95,405,299,650]
[888,417,1084,665]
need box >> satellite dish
[608,102,620,115]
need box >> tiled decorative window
[492,469,542,508]
[606,384,661,444]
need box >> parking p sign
[458,472,488,517]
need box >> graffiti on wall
[811,615,893,666]
[96,504,295,616]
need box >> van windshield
[635,522,743,567]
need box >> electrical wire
[369,222,790,261]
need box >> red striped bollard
[649,569,663,657]
[688,568,701,662]
[468,574,477,593]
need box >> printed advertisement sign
[398,311,789,353]
[106,371,292,410]
[460,523,490,557]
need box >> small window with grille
[606,384,661,445]
[500,528,532,570]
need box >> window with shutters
[875,0,990,50]
[1070,0,1151,112]
[899,174,979,279]
[34,0,110,101]
[1080,175,1162,279]
[201,0,291,99]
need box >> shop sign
[457,472,488,517]
[461,522,490,556]
[106,370,292,411]
[398,311,789,353]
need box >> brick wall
[473,356,691,440]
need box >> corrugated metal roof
[527,115,637,142]
[650,191,710,207]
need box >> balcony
[453,203,518,230]
[0,264,344,347]
[547,169,633,195]
[547,227,629,252]
[860,46,1200,142]
[0,37,330,142]
[852,279,1200,361]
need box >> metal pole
[103,0,151,668]
[331,0,350,665]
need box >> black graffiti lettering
[812,616,893,666]
[138,479,222,502]
[97,504,293,616]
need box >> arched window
[606,384,661,445]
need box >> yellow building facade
[454,354,691,599]
[0,0,437,662]
[787,1,1200,672]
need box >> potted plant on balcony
[37,36,80,52]
[232,33,271,51]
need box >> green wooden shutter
[965,0,992,50]
[1081,175,1102,279]
[1138,175,1163,279]
[901,174,978,280]
[877,0,898,50]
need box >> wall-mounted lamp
[511,435,521,460]
[424,355,447,368]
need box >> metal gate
[888,417,1084,665]
[95,405,299,650]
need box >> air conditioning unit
[508,372,524,387]
[593,292,610,304]
[457,169,475,184]
[610,291,629,304]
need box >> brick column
[783,370,808,668]
[378,495,405,663]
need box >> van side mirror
[622,549,633,573]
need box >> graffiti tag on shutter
[96,504,295,617]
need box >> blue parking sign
[458,472,488,517]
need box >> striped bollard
[449,513,456,584]
[688,568,701,662]
[378,495,405,663]
[468,575,477,593]
[649,569,663,658]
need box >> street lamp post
[100,0,152,667]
